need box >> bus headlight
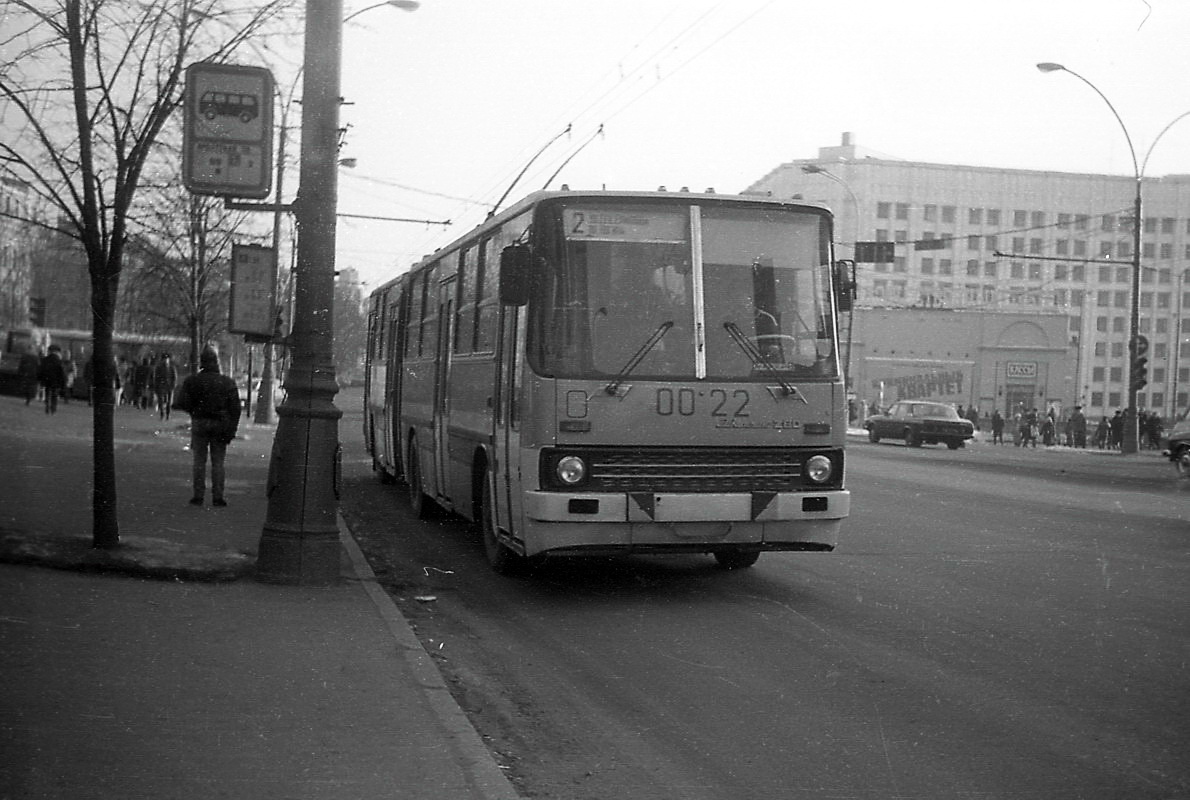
[556,455,587,485]
[805,454,833,484]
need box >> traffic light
[855,241,895,264]
[29,297,46,327]
[1131,355,1148,393]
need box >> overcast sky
[324,0,1190,291]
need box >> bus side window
[406,273,424,359]
[456,247,477,355]
[475,239,498,353]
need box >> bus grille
[542,447,839,493]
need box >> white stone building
[746,133,1190,419]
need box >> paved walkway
[0,392,519,799]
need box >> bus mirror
[834,259,857,312]
[500,244,531,306]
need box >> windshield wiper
[605,321,673,395]
[723,322,806,403]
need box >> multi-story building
[746,133,1190,419]
[0,177,45,330]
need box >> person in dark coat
[173,346,242,507]
[18,345,40,405]
[1109,410,1124,450]
[1070,405,1087,449]
[132,357,152,410]
[991,409,1005,445]
[153,353,179,420]
[37,344,68,415]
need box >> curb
[338,516,522,800]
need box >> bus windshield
[531,201,837,381]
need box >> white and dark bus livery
[364,189,854,572]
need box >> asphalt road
[340,406,1189,800]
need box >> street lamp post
[256,0,345,584]
[801,164,860,391]
[256,0,421,584]
[1037,62,1190,454]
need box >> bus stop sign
[183,63,274,199]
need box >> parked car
[1160,408,1190,480]
[865,400,975,449]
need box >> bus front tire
[714,550,760,569]
[481,473,534,575]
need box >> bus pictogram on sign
[183,63,274,199]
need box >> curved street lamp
[1037,62,1190,453]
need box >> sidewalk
[0,393,519,799]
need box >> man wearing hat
[173,346,242,507]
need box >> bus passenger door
[432,278,456,504]
[383,300,403,478]
[493,304,525,542]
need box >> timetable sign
[229,244,277,338]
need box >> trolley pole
[256,0,343,584]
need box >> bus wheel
[714,550,760,569]
[407,440,435,519]
[481,472,531,575]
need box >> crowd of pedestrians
[117,351,178,418]
[979,403,1166,451]
[16,343,181,417]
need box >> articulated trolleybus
[364,189,854,573]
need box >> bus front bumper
[520,489,850,556]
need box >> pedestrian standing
[18,345,40,405]
[991,409,1004,445]
[966,405,980,432]
[37,344,67,415]
[1070,405,1087,449]
[1109,410,1123,450]
[173,347,242,507]
[133,357,152,410]
[154,352,178,420]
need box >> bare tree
[126,180,265,371]
[0,0,292,548]
[333,271,367,385]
